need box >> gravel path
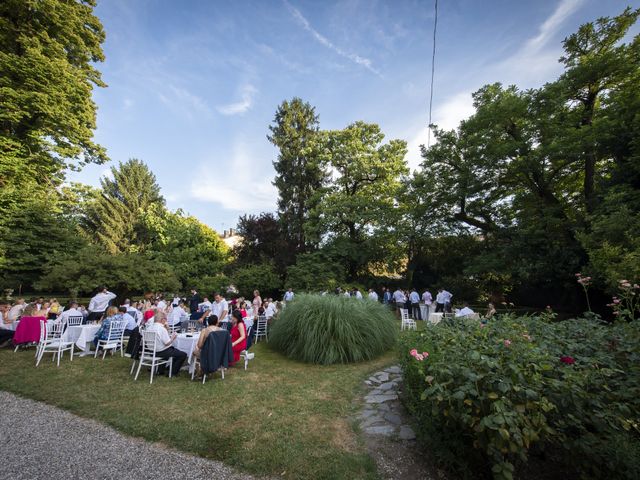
[0,390,262,480]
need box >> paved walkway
[356,365,445,480]
[0,391,262,480]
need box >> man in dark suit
[189,289,201,314]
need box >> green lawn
[0,342,398,479]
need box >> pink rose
[503,339,512,347]
[415,353,424,361]
[410,349,418,357]
[422,352,429,358]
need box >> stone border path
[0,390,265,480]
[356,365,446,480]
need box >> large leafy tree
[139,205,229,290]
[418,8,640,305]
[268,98,327,254]
[310,122,408,278]
[232,212,289,274]
[83,158,165,254]
[0,0,107,270]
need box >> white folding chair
[240,325,255,370]
[191,355,225,384]
[134,330,173,384]
[36,320,74,367]
[94,319,127,359]
[400,308,417,331]
[254,315,268,343]
[129,324,145,375]
[65,315,84,327]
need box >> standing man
[189,289,201,314]
[409,288,421,320]
[422,288,433,322]
[283,288,295,302]
[368,288,379,301]
[393,287,406,314]
[211,293,229,328]
[442,288,453,313]
[87,286,116,323]
[382,287,392,306]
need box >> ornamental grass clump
[269,294,397,365]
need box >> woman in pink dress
[230,310,247,365]
[252,290,262,317]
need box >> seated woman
[193,314,222,359]
[230,310,247,366]
[93,306,122,347]
[483,303,497,324]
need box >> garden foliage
[400,315,640,479]
[270,294,397,365]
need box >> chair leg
[102,347,107,360]
[202,373,206,384]
[70,344,74,361]
[168,358,173,378]
[14,344,19,353]
[57,347,61,367]
[150,359,155,384]
[94,344,99,358]
[134,356,143,381]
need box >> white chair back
[107,319,127,341]
[66,316,83,326]
[45,321,64,341]
[141,330,159,356]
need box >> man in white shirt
[442,289,453,313]
[455,302,475,318]
[212,293,229,326]
[409,288,421,320]
[168,302,188,329]
[118,306,138,334]
[393,288,405,306]
[59,302,83,323]
[421,289,433,321]
[156,296,167,311]
[283,288,294,302]
[368,289,379,301]
[264,300,276,319]
[145,312,187,375]
[354,289,363,299]
[88,287,117,323]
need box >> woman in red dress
[230,310,247,365]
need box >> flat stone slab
[378,382,396,391]
[384,413,403,425]
[374,372,390,382]
[365,394,399,404]
[364,425,396,436]
[368,376,382,384]
[398,425,416,440]
[385,365,402,374]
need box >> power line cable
[427,0,438,149]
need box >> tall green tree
[268,98,327,254]
[0,0,107,269]
[83,159,165,254]
[310,122,408,278]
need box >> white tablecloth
[63,325,100,352]
[174,333,200,373]
[427,312,443,324]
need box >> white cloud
[190,140,277,212]
[283,0,381,76]
[157,83,212,119]
[216,84,257,116]
[523,0,585,54]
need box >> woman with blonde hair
[93,306,121,347]
[252,290,262,317]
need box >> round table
[63,324,101,355]
[174,332,200,374]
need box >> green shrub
[270,294,397,364]
[400,315,640,479]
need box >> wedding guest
[368,289,379,301]
[441,288,453,313]
[87,286,117,323]
[119,306,137,336]
[435,288,445,313]
[409,288,421,320]
[7,298,26,323]
[422,289,433,320]
[382,287,392,305]
[193,314,222,360]
[156,295,167,311]
[34,301,50,318]
[485,303,497,320]
[455,302,475,318]
[212,293,229,326]
[146,311,187,376]
[393,287,405,311]
[252,290,262,317]
[59,302,83,323]
[198,297,212,312]
[168,301,188,329]
[93,306,122,347]
[283,288,295,302]
[0,303,14,347]
[230,310,246,366]
[189,289,201,313]
[48,298,61,319]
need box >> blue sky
[70,0,639,232]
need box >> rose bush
[400,315,640,479]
